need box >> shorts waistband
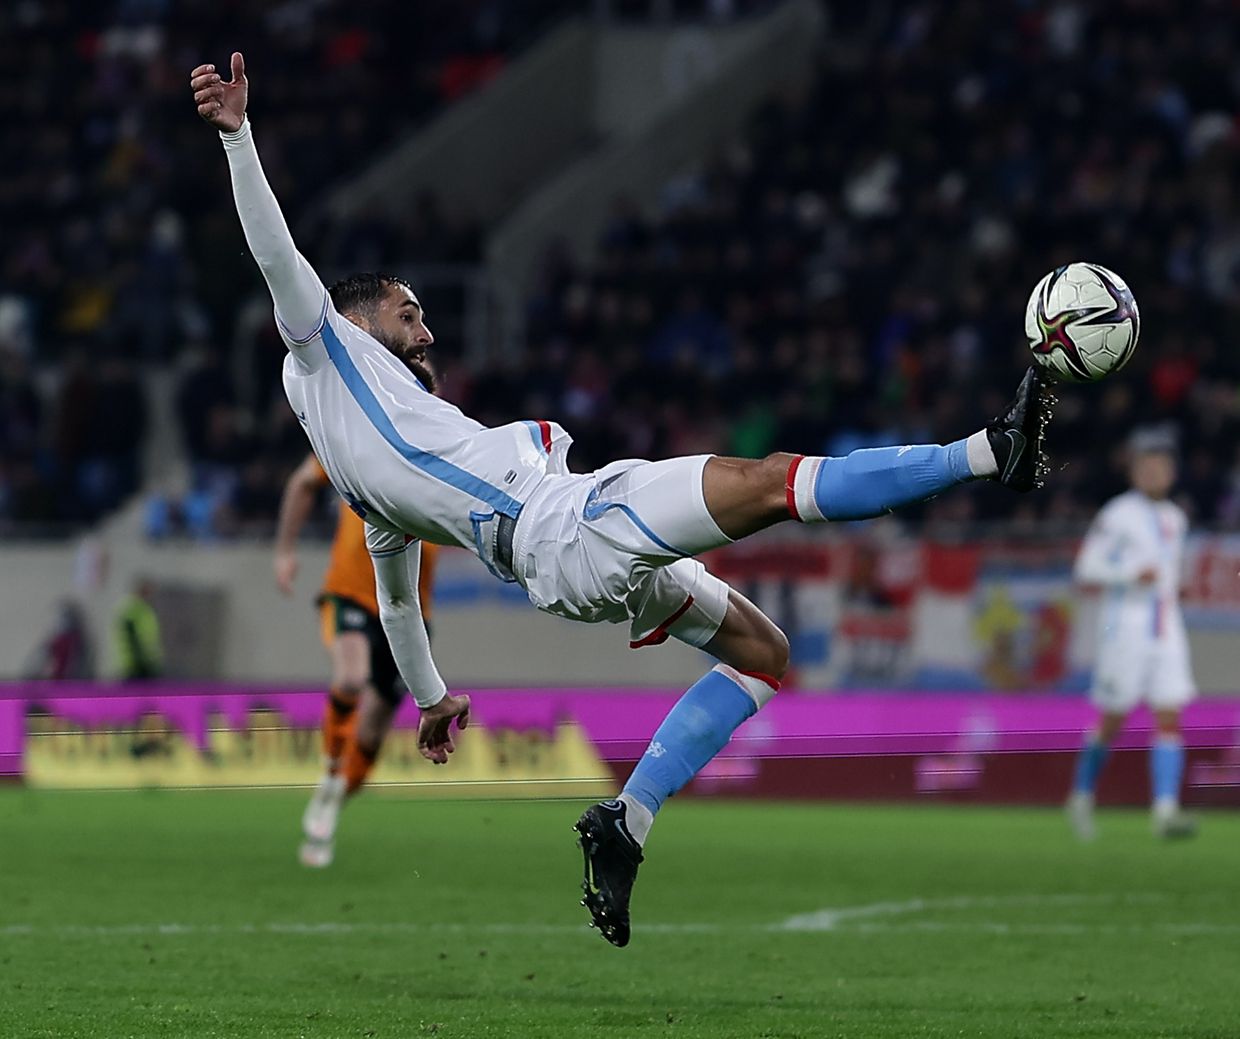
[495,512,518,577]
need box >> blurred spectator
[24,600,95,681]
[113,577,162,681]
[0,0,557,535]
[176,347,235,463]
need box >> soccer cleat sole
[997,373,1058,493]
[1032,380,1058,490]
[574,816,630,948]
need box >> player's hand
[273,550,298,596]
[1136,567,1158,585]
[190,51,248,133]
[417,693,471,765]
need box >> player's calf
[704,589,790,682]
[577,662,781,946]
[1150,722,1196,839]
[321,688,361,772]
[576,596,786,946]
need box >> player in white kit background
[192,54,1059,945]
[1068,428,1197,840]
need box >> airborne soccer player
[192,54,1057,946]
[1068,428,1197,841]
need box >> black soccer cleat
[575,800,643,948]
[986,366,1057,493]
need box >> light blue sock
[1072,737,1109,795]
[1151,736,1185,803]
[621,667,768,817]
[791,440,980,522]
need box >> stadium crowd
[4,1,1240,537]
[0,0,561,534]
[474,0,1240,531]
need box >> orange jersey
[311,458,437,619]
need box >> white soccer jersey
[279,302,571,567]
[219,118,569,574]
[1074,489,1194,709]
[1075,490,1188,645]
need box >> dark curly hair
[327,272,414,317]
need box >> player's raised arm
[365,526,470,764]
[190,52,329,344]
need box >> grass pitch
[1,791,1237,1038]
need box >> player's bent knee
[758,452,799,514]
[766,627,791,680]
[742,595,791,679]
[715,453,798,515]
[332,677,369,701]
[742,627,789,683]
[707,590,790,683]
[720,627,790,685]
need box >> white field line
[776,892,1160,932]
[5,892,1231,940]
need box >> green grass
[1,791,1238,1038]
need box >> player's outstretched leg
[576,594,785,947]
[787,366,1053,517]
[1150,708,1196,839]
[703,368,1056,541]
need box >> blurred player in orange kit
[274,453,438,867]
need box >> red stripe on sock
[537,419,553,453]
[785,455,805,521]
[629,595,695,649]
[739,670,781,692]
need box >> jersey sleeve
[365,525,417,559]
[1073,503,1150,586]
[365,525,446,709]
[220,118,332,368]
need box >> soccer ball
[1024,262,1140,382]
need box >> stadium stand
[476,2,1240,530]
[0,0,572,533]
[3,2,1240,538]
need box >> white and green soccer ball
[1025,262,1140,383]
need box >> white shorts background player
[1067,427,1197,841]
[191,53,1059,946]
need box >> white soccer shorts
[512,455,733,649]
[1090,641,1196,713]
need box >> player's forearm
[379,603,447,709]
[1073,547,1146,586]
[372,548,447,709]
[220,118,297,275]
[273,477,318,555]
[219,118,327,338]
